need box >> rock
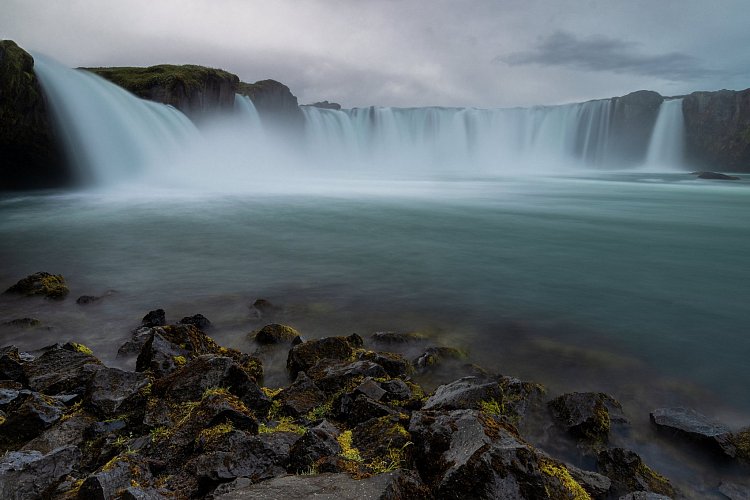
[371,331,428,344]
[0,391,67,445]
[141,309,166,327]
[252,299,274,312]
[597,448,675,498]
[120,486,168,500]
[0,446,80,499]
[4,272,69,299]
[608,90,665,166]
[352,416,411,462]
[303,101,342,110]
[378,378,412,402]
[278,372,327,417]
[0,345,25,382]
[309,360,387,394]
[76,295,100,305]
[213,471,428,500]
[683,89,750,172]
[21,413,95,454]
[85,366,150,418]
[333,393,395,426]
[695,171,741,180]
[23,343,101,394]
[409,409,592,499]
[79,456,140,499]
[719,482,750,500]
[549,392,624,443]
[413,346,466,372]
[734,427,750,462]
[0,381,23,408]
[618,493,674,500]
[238,79,304,130]
[650,407,736,457]
[358,351,412,378]
[253,324,300,345]
[136,331,188,379]
[84,65,239,123]
[422,376,503,412]
[565,462,612,498]
[0,40,66,191]
[2,318,41,328]
[288,420,341,472]
[117,327,155,358]
[179,313,211,329]
[287,334,363,379]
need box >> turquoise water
[1,173,749,418]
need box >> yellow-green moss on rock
[4,271,69,299]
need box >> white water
[30,59,688,188]
[645,99,685,169]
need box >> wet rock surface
[549,391,625,444]
[650,407,737,457]
[4,272,69,299]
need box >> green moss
[337,430,363,462]
[196,421,234,443]
[261,387,283,398]
[636,462,675,496]
[172,355,187,366]
[480,399,503,417]
[149,426,172,442]
[69,342,94,356]
[202,387,231,399]
[258,417,306,435]
[735,428,750,461]
[305,401,332,421]
[540,460,592,500]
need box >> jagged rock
[120,486,168,500]
[371,331,428,344]
[288,420,341,472]
[352,416,411,462]
[378,378,412,402]
[117,327,154,357]
[213,471,429,500]
[409,409,593,499]
[334,393,396,426]
[413,346,466,372]
[79,455,153,500]
[287,334,363,379]
[141,309,166,327]
[253,324,300,345]
[650,407,736,457]
[278,372,326,417]
[0,381,23,408]
[597,448,675,498]
[353,378,387,402]
[358,351,412,378]
[4,272,69,299]
[23,343,101,394]
[84,65,239,122]
[0,40,66,190]
[238,79,304,130]
[565,462,612,498]
[0,446,80,500]
[0,345,25,382]
[695,171,741,180]
[735,427,750,462]
[152,355,270,418]
[22,413,96,453]
[549,392,624,443]
[190,430,297,485]
[422,376,503,412]
[179,313,212,329]
[309,360,387,394]
[719,482,750,500]
[0,391,67,444]
[86,366,150,418]
[2,317,41,328]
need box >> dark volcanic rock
[358,350,412,378]
[79,456,151,500]
[85,366,150,418]
[608,91,664,166]
[278,371,326,417]
[179,313,212,329]
[253,323,300,345]
[597,448,675,498]
[735,427,750,462]
[0,40,66,190]
[0,345,25,382]
[288,420,341,472]
[21,413,95,454]
[650,407,736,457]
[309,360,387,394]
[422,376,503,411]
[2,318,42,328]
[1,391,67,444]
[549,392,624,443]
[84,65,239,122]
[0,446,80,499]
[683,88,750,172]
[76,295,100,305]
[213,471,428,500]
[23,343,101,394]
[334,393,395,426]
[287,334,363,379]
[303,101,342,110]
[719,482,750,500]
[352,416,411,462]
[238,79,304,130]
[414,346,466,372]
[695,171,741,180]
[141,309,166,327]
[371,331,428,344]
[4,272,69,299]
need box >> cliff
[0,40,66,190]
[608,90,664,166]
[83,65,239,122]
[683,89,750,171]
[238,79,304,130]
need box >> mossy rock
[253,323,300,345]
[596,448,675,498]
[4,272,69,299]
[734,427,750,462]
[549,392,623,444]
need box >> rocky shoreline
[0,272,748,499]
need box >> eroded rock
[4,272,69,299]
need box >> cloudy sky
[3,0,749,108]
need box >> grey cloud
[499,31,711,81]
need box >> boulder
[21,413,96,454]
[79,455,152,500]
[179,313,211,329]
[213,471,428,500]
[141,309,166,328]
[85,366,150,418]
[2,318,41,328]
[4,272,69,299]
[76,295,100,305]
[371,331,428,344]
[596,448,675,498]
[358,350,412,378]
[352,416,411,462]
[734,427,750,462]
[413,346,466,372]
[84,65,239,122]
[650,407,736,457]
[288,420,341,472]
[278,372,327,417]
[0,40,66,191]
[0,446,80,499]
[287,334,362,379]
[253,324,300,345]
[422,376,503,412]
[333,393,396,426]
[695,171,741,180]
[309,360,387,394]
[23,343,101,394]
[303,101,342,110]
[549,392,624,443]
[378,378,412,402]
[0,391,67,445]
[0,345,25,382]
[719,482,750,500]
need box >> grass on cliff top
[82,64,238,94]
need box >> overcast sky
[3,0,749,108]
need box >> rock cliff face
[84,65,239,122]
[0,40,66,190]
[608,90,664,166]
[238,79,304,130]
[683,89,750,171]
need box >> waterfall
[645,99,685,169]
[33,55,199,186]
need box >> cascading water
[33,55,199,186]
[645,99,685,169]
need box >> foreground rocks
[1,312,749,498]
